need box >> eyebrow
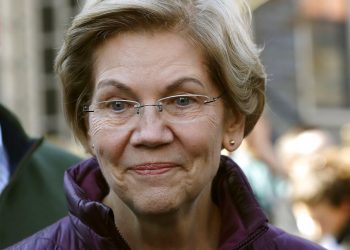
[96,77,205,95]
[97,79,135,96]
[166,77,205,92]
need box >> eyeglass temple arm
[204,93,223,104]
[83,105,94,113]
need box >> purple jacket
[7,156,325,250]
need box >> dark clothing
[0,104,81,248]
[7,156,325,250]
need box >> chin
[136,205,180,218]
[130,201,182,219]
[128,190,184,217]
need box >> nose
[129,106,173,147]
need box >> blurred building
[0,0,81,142]
[253,0,350,141]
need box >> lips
[130,163,176,176]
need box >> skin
[87,31,245,249]
[309,200,350,238]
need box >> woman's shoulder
[254,224,326,250]
[4,216,81,250]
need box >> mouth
[129,163,178,176]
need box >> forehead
[92,31,217,94]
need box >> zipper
[234,225,269,250]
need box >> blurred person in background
[6,0,324,249]
[275,125,336,239]
[0,103,81,248]
[292,146,350,250]
[276,125,335,182]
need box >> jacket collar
[64,155,268,249]
[64,157,130,249]
[0,104,40,174]
[214,155,268,248]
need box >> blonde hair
[55,0,266,149]
[292,146,350,206]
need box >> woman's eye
[109,101,127,112]
[175,96,192,106]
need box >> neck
[104,184,221,250]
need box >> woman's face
[88,31,243,215]
[309,200,350,237]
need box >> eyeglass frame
[83,93,223,122]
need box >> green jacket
[0,105,81,248]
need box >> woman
[8,0,324,249]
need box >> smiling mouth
[130,163,177,176]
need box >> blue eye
[175,96,191,106]
[109,101,127,112]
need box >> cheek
[89,116,129,137]
[89,116,129,160]
[182,116,223,188]
[177,113,224,160]
[89,116,108,137]
[203,113,225,148]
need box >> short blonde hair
[55,0,266,149]
[292,146,350,206]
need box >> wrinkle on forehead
[92,31,212,89]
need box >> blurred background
[0,0,350,248]
[251,0,350,145]
[0,0,82,153]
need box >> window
[42,5,54,33]
[295,0,350,126]
[311,20,349,108]
[44,48,55,74]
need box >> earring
[229,140,235,146]
[92,144,95,149]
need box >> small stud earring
[229,140,235,146]
[92,144,95,149]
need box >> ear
[222,112,245,152]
